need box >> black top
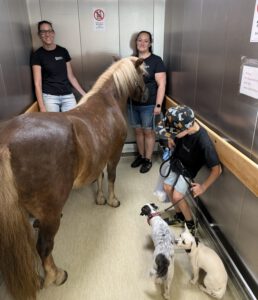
[31,45,72,95]
[173,126,220,178]
[132,54,166,106]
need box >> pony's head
[112,56,147,102]
[77,56,147,106]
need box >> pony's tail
[155,253,170,278]
[0,147,39,300]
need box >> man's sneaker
[140,158,152,173]
[131,155,144,168]
[163,214,185,227]
[186,222,198,236]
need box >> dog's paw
[163,292,169,299]
[155,277,163,285]
[190,279,197,285]
[149,269,156,278]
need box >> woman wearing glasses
[31,20,86,112]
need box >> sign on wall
[240,64,258,99]
[250,0,258,42]
[93,8,105,32]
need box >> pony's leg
[107,159,120,207]
[36,217,67,288]
[96,171,106,205]
[43,254,68,287]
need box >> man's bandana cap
[166,105,195,134]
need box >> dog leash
[159,158,200,238]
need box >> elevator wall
[163,0,258,292]
[26,0,165,143]
[0,0,34,120]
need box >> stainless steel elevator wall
[163,0,258,291]
[26,0,165,143]
[0,0,34,120]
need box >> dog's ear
[140,205,151,216]
[184,223,190,232]
[112,55,121,62]
[150,203,158,210]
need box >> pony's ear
[112,55,121,62]
[135,58,144,68]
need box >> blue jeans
[127,104,155,129]
[43,93,77,112]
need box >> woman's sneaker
[140,158,152,173]
[131,155,144,168]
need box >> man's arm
[190,164,222,197]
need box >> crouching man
[159,105,221,233]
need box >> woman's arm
[66,62,86,96]
[32,65,46,112]
[154,72,166,115]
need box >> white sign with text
[240,65,258,99]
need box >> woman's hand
[153,106,161,115]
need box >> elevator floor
[0,156,244,300]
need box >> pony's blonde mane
[78,57,145,105]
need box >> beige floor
[0,156,243,300]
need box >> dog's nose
[175,239,179,245]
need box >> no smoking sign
[94,9,104,21]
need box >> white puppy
[140,203,175,299]
[176,224,228,299]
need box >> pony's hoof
[107,199,120,207]
[55,270,68,286]
[38,276,44,289]
[96,194,106,205]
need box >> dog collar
[147,212,160,225]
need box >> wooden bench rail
[25,101,39,113]
[25,99,258,196]
[166,96,258,197]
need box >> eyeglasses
[39,29,54,36]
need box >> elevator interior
[0,0,258,299]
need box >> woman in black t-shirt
[128,31,166,173]
[31,20,86,112]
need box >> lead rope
[159,158,199,238]
[155,114,199,236]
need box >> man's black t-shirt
[173,126,220,178]
[132,54,166,106]
[31,45,72,95]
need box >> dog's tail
[155,253,170,278]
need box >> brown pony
[0,57,146,300]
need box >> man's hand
[190,182,205,198]
[168,138,175,149]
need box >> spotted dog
[140,203,175,299]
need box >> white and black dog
[140,203,175,299]
[176,224,228,299]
